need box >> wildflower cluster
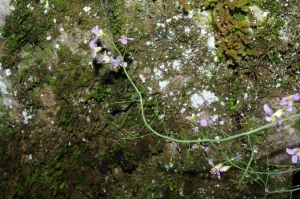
[186,114,231,179]
[87,24,300,196]
[88,25,134,68]
[263,93,300,164]
[263,93,300,163]
[264,93,299,132]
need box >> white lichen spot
[28,154,33,160]
[159,114,165,120]
[180,108,186,113]
[53,18,57,23]
[147,87,153,93]
[159,80,169,90]
[249,6,268,23]
[207,33,215,49]
[159,63,165,70]
[0,81,8,95]
[202,90,219,104]
[190,93,204,108]
[184,26,191,34]
[215,136,221,143]
[153,68,163,79]
[40,0,50,13]
[5,69,11,76]
[55,44,60,49]
[211,115,218,121]
[27,3,34,11]
[190,90,219,108]
[59,27,64,32]
[172,60,181,71]
[22,109,34,124]
[156,22,165,28]
[46,36,51,40]
[139,74,146,83]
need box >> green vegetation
[0,0,299,198]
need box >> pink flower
[286,148,300,163]
[208,160,230,179]
[265,188,269,193]
[263,104,283,132]
[92,25,106,37]
[111,56,127,68]
[198,119,212,127]
[117,36,134,45]
[89,37,102,58]
[191,143,208,152]
[280,93,300,112]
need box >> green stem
[120,63,300,143]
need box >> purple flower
[198,119,212,127]
[111,56,127,68]
[263,104,283,132]
[209,160,222,179]
[92,25,105,37]
[89,37,102,58]
[286,148,300,163]
[208,160,231,180]
[117,36,134,45]
[280,93,300,112]
[191,143,208,152]
[98,51,111,63]
[265,188,269,193]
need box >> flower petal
[92,50,97,58]
[208,160,214,167]
[292,155,298,163]
[286,148,295,155]
[280,97,288,105]
[264,104,273,116]
[92,25,99,35]
[286,106,293,112]
[89,38,97,49]
[294,93,300,100]
[120,39,127,44]
[265,188,269,193]
[200,146,208,152]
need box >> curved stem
[120,64,300,143]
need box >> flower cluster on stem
[88,25,133,68]
[264,93,299,132]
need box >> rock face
[0,0,299,198]
[0,0,11,27]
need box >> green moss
[106,0,127,35]
[2,1,53,66]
